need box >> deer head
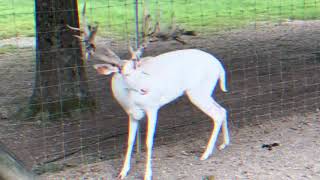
[92,45,147,76]
[92,13,158,75]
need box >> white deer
[72,10,230,179]
[92,45,230,180]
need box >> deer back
[120,49,224,107]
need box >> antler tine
[82,2,90,38]
[142,14,151,36]
[135,14,155,58]
[169,12,177,35]
[66,2,88,37]
[140,14,150,49]
[128,14,151,62]
[82,1,87,19]
[66,24,82,32]
[81,3,99,57]
[66,1,100,60]
[148,21,160,43]
[129,46,135,56]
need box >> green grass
[0,0,319,39]
[0,44,19,54]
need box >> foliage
[0,0,319,39]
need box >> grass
[0,45,19,54]
[0,0,319,39]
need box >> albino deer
[93,46,230,180]
[73,10,230,180]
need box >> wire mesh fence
[0,0,320,178]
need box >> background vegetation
[0,0,319,39]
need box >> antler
[66,1,98,59]
[128,14,155,62]
[140,13,196,45]
[93,46,124,67]
[66,2,89,39]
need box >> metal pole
[135,0,140,48]
[134,0,142,160]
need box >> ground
[43,111,320,180]
[0,20,320,179]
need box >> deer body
[96,49,230,180]
[66,6,225,180]
[117,49,226,110]
[111,73,145,120]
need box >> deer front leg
[118,116,139,179]
[144,109,158,180]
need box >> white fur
[95,49,230,180]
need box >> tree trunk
[28,0,95,119]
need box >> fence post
[134,0,142,160]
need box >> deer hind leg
[210,100,230,150]
[186,90,229,160]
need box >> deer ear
[93,64,119,75]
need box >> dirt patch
[0,20,320,179]
[0,37,35,48]
[43,111,320,180]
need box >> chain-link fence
[0,0,320,178]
